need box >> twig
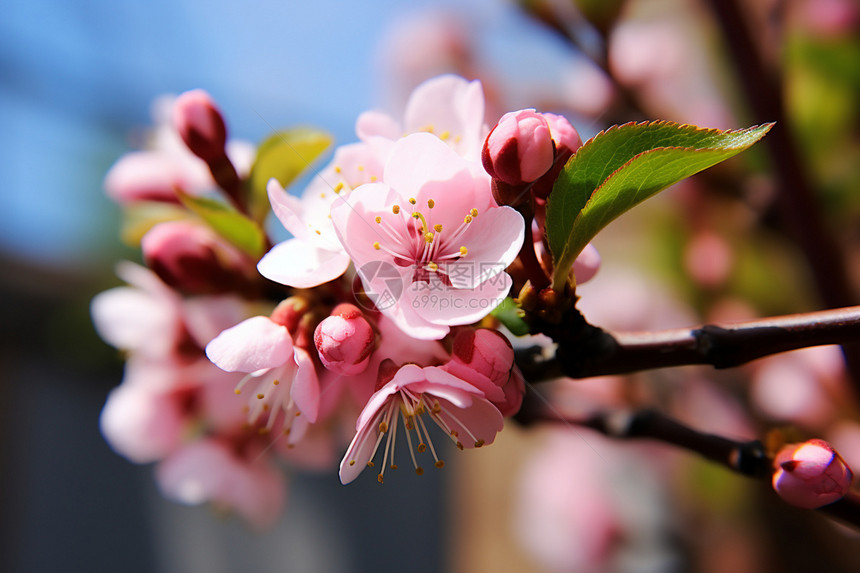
[520,305,860,381]
[521,406,860,528]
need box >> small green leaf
[491,297,531,336]
[178,192,265,258]
[120,202,187,246]
[546,121,773,290]
[248,128,333,222]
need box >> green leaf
[490,297,531,336]
[177,192,266,258]
[248,128,333,222]
[546,121,773,290]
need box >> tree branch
[518,406,860,528]
[519,305,860,381]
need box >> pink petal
[406,271,512,326]
[403,75,486,159]
[290,347,321,423]
[91,286,180,357]
[445,206,524,289]
[205,316,292,373]
[434,395,504,448]
[356,110,401,141]
[267,179,314,242]
[257,238,350,288]
[339,407,388,484]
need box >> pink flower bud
[443,328,525,416]
[173,90,228,162]
[482,109,555,186]
[532,113,582,200]
[104,151,188,204]
[772,439,853,509]
[314,304,376,376]
[270,297,309,333]
[141,221,253,295]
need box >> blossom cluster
[92,76,597,527]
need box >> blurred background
[2,0,860,571]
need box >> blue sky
[0,0,576,270]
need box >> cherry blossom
[339,362,504,485]
[205,314,321,442]
[331,132,524,339]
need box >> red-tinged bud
[141,221,254,295]
[772,439,853,509]
[173,90,229,163]
[483,109,555,187]
[314,304,376,376]
[270,297,310,333]
[375,358,400,392]
[443,328,525,416]
[532,113,582,200]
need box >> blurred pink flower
[156,438,287,530]
[339,362,504,484]
[331,132,523,339]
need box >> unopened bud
[444,328,525,416]
[532,113,582,200]
[141,221,253,294]
[270,297,310,333]
[314,304,376,375]
[772,439,853,509]
[173,90,228,162]
[483,109,554,186]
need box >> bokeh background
[3,0,860,571]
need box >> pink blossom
[156,438,287,530]
[772,439,854,509]
[356,74,488,161]
[314,304,377,376]
[330,132,524,339]
[205,314,321,440]
[257,143,382,288]
[339,362,504,484]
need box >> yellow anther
[459,246,468,256]
[315,230,321,235]
[417,444,427,453]
[357,165,365,171]
[273,380,280,385]
[456,442,464,450]
[435,460,445,468]
[427,199,435,208]
[391,464,398,470]
[464,215,473,224]
[434,224,443,232]
[415,467,425,476]
[439,131,450,141]
[333,182,344,193]
[258,427,270,435]
[409,197,417,205]
[262,404,270,412]
[234,389,241,395]
[334,166,342,173]
[475,439,485,448]
[377,474,384,484]
[470,208,479,217]
[428,262,438,272]
[320,193,326,198]
[454,135,462,143]
[379,421,388,433]
[370,176,378,182]
[421,124,435,134]
[424,232,434,243]
[392,205,401,214]
[256,393,264,400]
[375,216,382,224]
[349,460,356,466]
[373,242,381,250]
[367,461,375,468]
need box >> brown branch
[518,406,860,528]
[519,305,860,381]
